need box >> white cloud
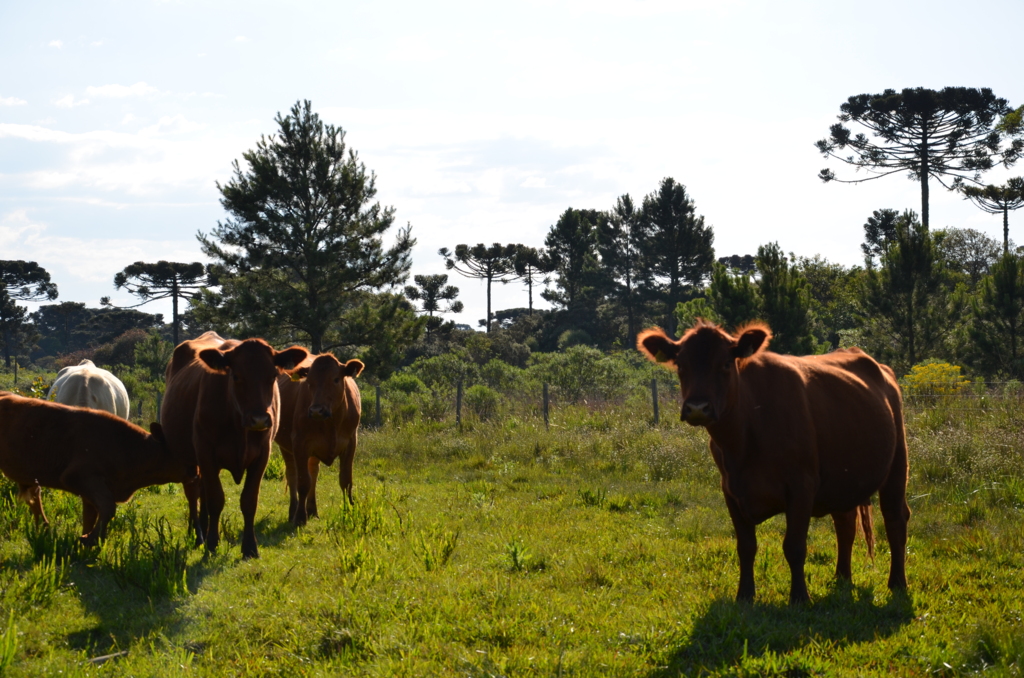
[0,210,204,308]
[85,82,160,98]
[48,40,62,48]
[120,113,136,125]
[0,120,242,195]
[521,177,547,188]
[0,96,27,106]
[54,94,89,108]
[235,36,248,42]
[91,40,103,47]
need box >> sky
[2,0,1023,331]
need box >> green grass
[0,399,1020,675]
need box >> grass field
[0,392,1021,676]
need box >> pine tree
[196,100,419,358]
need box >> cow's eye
[334,377,340,384]
[721,362,732,373]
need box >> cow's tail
[859,503,875,560]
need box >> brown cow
[160,332,307,558]
[276,354,364,526]
[638,321,910,604]
[0,392,196,546]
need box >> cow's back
[49,361,130,419]
[0,394,151,487]
[161,333,236,460]
[739,350,902,516]
[275,361,313,453]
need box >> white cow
[48,359,130,419]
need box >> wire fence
[361,378,1024,428]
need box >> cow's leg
[18,484,48,525]
[832,509,857,581]
[60,472,115,547]
[783,505,813,605]
[290,444,312,527]
[201,473,226,554]
[339,433,356,504]
[723,493,757,602]
[239,451,270,559]
[280,444,300,523]
[81,498,99,536]
[879,452,910,591]
[183,476,204,547]
[306,456,320,519]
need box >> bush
[557,329,592,350]
[382,373,428,396]
[464,384,500,420]
[902,359,970,397]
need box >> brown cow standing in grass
[276,354,364,526]
[0,392,197,546]
[638,320,910,605]
[160,332,307,558]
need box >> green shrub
[464,384,500,420]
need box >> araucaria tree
[197,100,418,357]
[404,274,463,335]
[0,260,58,367]
[510,246,553,316]
[960,178,1024,253]
[817,87,1014,230]
[439,243,517,333]
[103,261,209,345]
[643,178,715,334]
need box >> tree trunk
[171,277,180,346]
[920,131,930,231]
[486,274,493,333]
[1004,206,1010,254]
[527,268,533,315]
[625,267,635,348]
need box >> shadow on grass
[64,543,229,656]
[651,582,915,677]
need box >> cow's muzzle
[681,400,714,426]
[307,405,332,420]
[246,413,272,431]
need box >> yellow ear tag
[289,372,303,382]
[654,350,669,363]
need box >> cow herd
[0,321,912,605]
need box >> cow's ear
[344,359,365,378]
[274,346,309,372]
[733,325,771,359]
[198,348,230,374]
[636,328,680,367]
[149,422,165,440]
[290,366,311,382]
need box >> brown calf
[160,332,307,558]
[276,354,364,526]
[0,392,196,546]
[638,321,910,604]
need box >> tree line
[3,90,1024,384]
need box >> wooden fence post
[652,378,659,425]
[543,382,549,430]
[375,385,382,428]
[456,380,463,427]
[156,391,163,424]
